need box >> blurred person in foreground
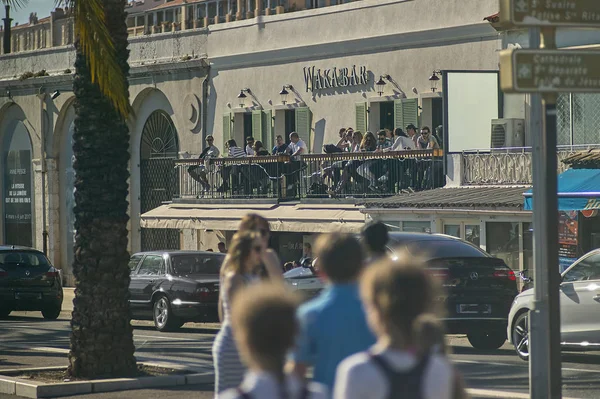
[361,221,389,264]
[288,233,376,393]
[220,283,328,399]
[238,214,284,281]
[213,230,282,395]
[334,255,468,399]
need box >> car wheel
[153,295,181,332]
[0,308,11,319]
[511,311,529,361]
[467,329,506,350]
[41,305,61,320]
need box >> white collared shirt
[219,371,328,399]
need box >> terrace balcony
[460,145,600,186]
[174,150,444,203]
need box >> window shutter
[252,110,263,141]
[394,99,404,130]
[295,107,312,152]
[222,112,232,151]
[262,110,273,151]
[402,98,419,129]
[355,102,367,133]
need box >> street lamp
[279,84,293,105]
[237,89,248,108]
[376,76,387,96]
[429,70,441,92]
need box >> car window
[137,255,165,276]
[171,254,223,276]
[563,253,600,282]
[402,240,488,260]
[0,251,50,267]
[284,267,314,278]
[128,255,143,272]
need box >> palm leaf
[57,0,132,118]
[1,0,29,8]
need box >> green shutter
[262,110,273,151]
[402,98,419,128]
[252,110,263,141]
[295,107,312,153]
[355,102,367,133]
[394,99,404,130]
[222,112,232,151]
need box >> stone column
[255,0,262,17]
[265,0,271,15]
[236,0,243,20]
[204,2,209,27]
[246,0,253,19]
[214,0,220,24]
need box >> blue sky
[7,0,56,25]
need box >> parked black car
[391,232,518,349]
[0,246,63,319]
[286,232,519,350]
[128,250,224,331]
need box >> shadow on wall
[313,118,326,153]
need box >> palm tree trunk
[68,0,136,378]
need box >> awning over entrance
[524,169,600,211]
[140,203,365,233]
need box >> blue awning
[524,169,600,211]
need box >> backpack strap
[299,383,310,399]
[369,351,430,399]
[236,387,252,399]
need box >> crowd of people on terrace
[187,125,444,197]
[213,214,466,399]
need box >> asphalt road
[3,312,600,398]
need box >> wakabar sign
[303,65,369,93]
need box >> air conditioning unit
[491,118,525,149]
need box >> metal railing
[175,150,444,202]
[462,145,600,185]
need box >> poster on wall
[4,150,32,247]
[558,211,578,273]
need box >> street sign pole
[529,26,562,399]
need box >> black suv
[388,232,518,350]
[0,246,63,319]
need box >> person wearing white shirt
[386,128,416,151]
[287,132,307,157]
[219,283,328,399]
[334,257,465,399]
[245,137,256,156]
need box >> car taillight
[0,268,7,277]
[196,287,211,299]
[493,268,516,281]
[46,271,59,278]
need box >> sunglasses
[378,137,386,140]
[206,138,214,141]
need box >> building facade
[7,0,584,285]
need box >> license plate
[15,292,42,300]
[457,304,491,314]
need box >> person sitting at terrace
[417,126,440,150]
[286,132,307,158]
[386,128,416,152]
[187,135,220,192]
[253,141,270,156]
[272,135,288,155]
[217,139,247,193]
[328,132,377,196]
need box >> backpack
[369,352,430,399]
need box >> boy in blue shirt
[289,233,376,393]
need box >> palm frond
[57,0,131,118]
[2,0,29,8]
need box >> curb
[466,388,581,399]
[0,363,213,398]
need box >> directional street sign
[500,49,600,93]
[500,0,600,27]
